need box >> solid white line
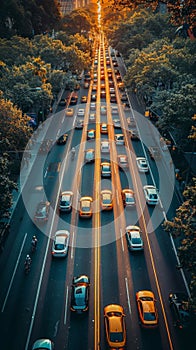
[25,140,70,350]
[71,231,74,259]
[125,277,132,314]
[1,233,27,312]
[120,228,124,252]
[64,286,69,325]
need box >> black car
[70,275,90,313]
[56,133,68,145]
[169,292,192,330]
[34,201,50,223]
[59,98,67,106]
[70,94,78,105]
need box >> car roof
[126,225,140,232]
[32,338,53,350]
[80,196,92,202]
[55,230,69,237]
[61,191,73,197]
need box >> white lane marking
[53,320,60,337]
[125,277,132,314]
[25,144,70,350]
[120,228,124,252]
[44,169,48,178]
[64,286,69,325]
[1,233,27,312]
[61,116,65,124]
[71,231,74,259]
[57,128,61,137]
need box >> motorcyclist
[31,235,37,250]
[71,147,76,158]
[25,255,31,268]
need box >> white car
[126,225,144,251]
[77,108,85,117]
[111,106,119,115]
[90,102,96,111]
[118,155,128,169]
[101,140,110,153]
[115,134,125,145]
[100,105,107,115]
[89,113,96,122]
[143,185,159,205]
[101,162,111,177]
[52,230,70,258]
[113,119,121,128]
[136,157,149,172]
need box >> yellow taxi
[79,196,93,218]
[65,108,74,117]
[104,304,126,349]
[100,122,108,134]
[136,290,158,327]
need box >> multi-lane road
[0,35,193,350]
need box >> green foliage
[0,0,61,38]
[164,178,196,305]
[0,155,17,220]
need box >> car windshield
[126,196,134,202]
[144,312,156,321]
[110,332,123,342]
[61,200,70,206]
[82,202,90,211]
[102,194,111,204]
[55,243,65,250]
[103,166,110,171]
[131,238,141,244]
[149,194,157,199]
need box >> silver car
[59,191,73,212]
[52,230,70,258]
[126,225,144,251]
[143,185,159,205]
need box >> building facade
[58,0,90,14]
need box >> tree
[164,178,196,307]
[0,96,32,156]
[0,154,17,220]
[0,0,62,38]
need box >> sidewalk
[9,89,64,222]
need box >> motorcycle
[24,256,31,274]
[31,236,37,253]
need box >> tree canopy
[164,178,196,307]
[0,0,61,38]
